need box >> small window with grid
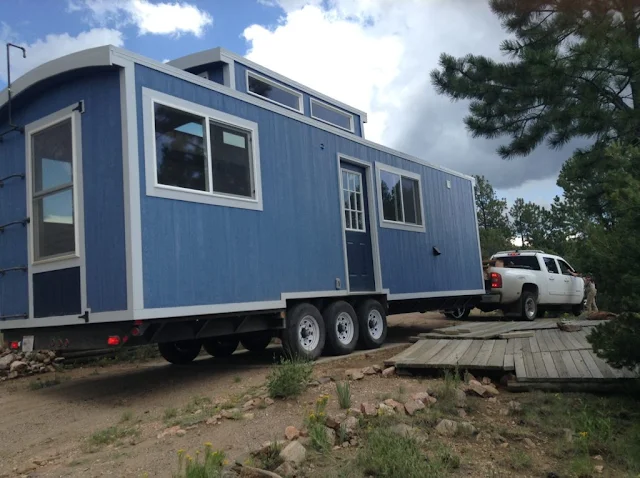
[341,169,365,232]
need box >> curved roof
[0,46,114,111]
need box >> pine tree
[473,175,513,257]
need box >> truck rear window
[493,255,541,271]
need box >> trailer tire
[158,340,201,365]
[240,332,273,353]
[283,303,326,360]
[357,299,387,349]
[203,337,239,357]
[323,301,359,355]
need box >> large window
[376,164,424,231]
[246,71,303,113]
[144,89,263,211]
[311,99,353,132]
[31,118,76,261]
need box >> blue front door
[340,162,375,291]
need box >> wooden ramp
[387,321,638,389]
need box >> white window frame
[340,169,366,233]
[375,163,426,233]
[311,98,354,133]
[142,88,263,211]
[245,70,304,114]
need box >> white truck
[477,250,585,320]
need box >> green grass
[507,450,532,471]
[335,381,351,409]
[266,357,313,398]
[183,396,212,414]
[173,445,226,478]
[88,424,140,449]
[233,376,242,383]
[256,441,283,471]
[164,407,179,422]
[120,410,134,423]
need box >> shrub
[305,394,332,452]
[588,312,640,370]
[174,444,226,478]
[335,381,351,409]
[357,427,431,478]
[266,357,313,398]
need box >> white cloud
[69,0,213,37]
[243,0,579,202]
[0,24,123,83]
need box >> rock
[377,403,395,415]
[157,426,184,439]
[372,364,382,373]
[593,455,603,461]
[563,428,573,443]
[243,413,255,420]
[508,401,522,413]
[382,366,395,377]
[53,357,64,363]
[410,392,430,403]
[482,377,492,385]
[360,402,376,416]
[493,434,507,444]
[435,419,458,437]
[345,369,364,380]
[342,416,358,434]
[9,361,27,373]
[324,427,336,445]
[483,385,499,396]
[362,367,377,375]
[264,397,274,406]
[499,442,509,448]
[458,421,477,436]
[285,426,300,440]
[488,397,497,403]
[206,417,220,425]
[176,429,187,437]
[457,409,467,419]
[243,399,257,410]
[404,400,425,416]
[235,452,253,467]
[46,365,56,373]
[325,413,346,429]
[0,353,16,370]
[348,407,363,417]
[467,380,487,397]
[279,441,306,465]
[454,389,467,408]
[557,321,582,332]
[221,408,241,419]
[475,431,489,442]
[465,372,477,383]
[342,441,349,448]
[274,461,295,477]
[259,440,287,454]
[332,445,341,451]
[426,396,438,406]
[317,376,332,384]
[349,438,358,446]
[383,398,404,413]
[234,464,283,478]
[390,424,425,443]
[7,371,18,379]
[594,465,604,474]
[523,438,535,448]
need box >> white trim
[388,289,486,301]
[470,180,487,287]
[224,60,236,90]
[337,154,384,294]
[0,310,134,330]
[24,104,87,319]
[142,88,264,211]
[245,69,304,114]
[310,98,354,133]
[110,47,474,183]
[167,47,368,121]
[135,300,285,320]
[375,163,426,233]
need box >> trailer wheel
[521,291,538,321]
[357,299,387,349]
[203,337,239,357]
[158,340,201,365]
[323,301,359,355]
[283,303,326,360]
[240,332,273,353]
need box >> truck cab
[479,250,585,319]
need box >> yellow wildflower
[177,449,185,456]
[204,442,213,448]
[579,432,588,438]
[223,459,229,465]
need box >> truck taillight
[9,341,19,350]
[107,336,121,346]
[490,272,502,289]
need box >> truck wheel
[203,337,239,357]
[282,303,326,360]
[158,340,201,365]
[444,307,471,320]
[323,301,359,355]
[240,332,272,352]
[572,303,584,317]
[521,292,538,321]
[357,299,387,349]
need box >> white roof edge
[111,47,473,182]
[167,46,368,122]
[0,45,114,110]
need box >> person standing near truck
[585,275,598,312]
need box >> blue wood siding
[135,64,482,309]
[186,62,225,85]
[234,63,362,137]
[0,68,127,320]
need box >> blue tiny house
[0,46,484,361]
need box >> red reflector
[133,320,143,326]
[107,336,121,346]
[490,272,503,289]
[508,253,519,256]
[9,341,19,350]
[130,327,140,336]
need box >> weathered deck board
[579,350,604,379]
[532,351,547,378]
[541,352,559,378]
[551,351,569,378]
[560,351,580,378]
[514,353,526,378]
[471,340,496,367]
[537,330,550,353]
[458,340,484,366]
[529,335,541,353]
[523,351,538,379]
[434,340,473,367]
[569,350,592,378]
[504,354,515,371]
[487,340,508,368]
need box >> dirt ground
[1,311,626,478]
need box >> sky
[0,0,577,207]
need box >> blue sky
[1,0,569,206]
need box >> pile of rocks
[463,376,500,398]
[0,350,61,380]
[359,390,439,418]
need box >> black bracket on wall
[0,173,25,187]
[73,100,85,114]
[0,217,29,233]
[78,310,90,323]
[433,246,442,256]
[0,266,27,276]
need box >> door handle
[549,277,555,281]
[564,279,570,283]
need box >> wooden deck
[387,320,638,388]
